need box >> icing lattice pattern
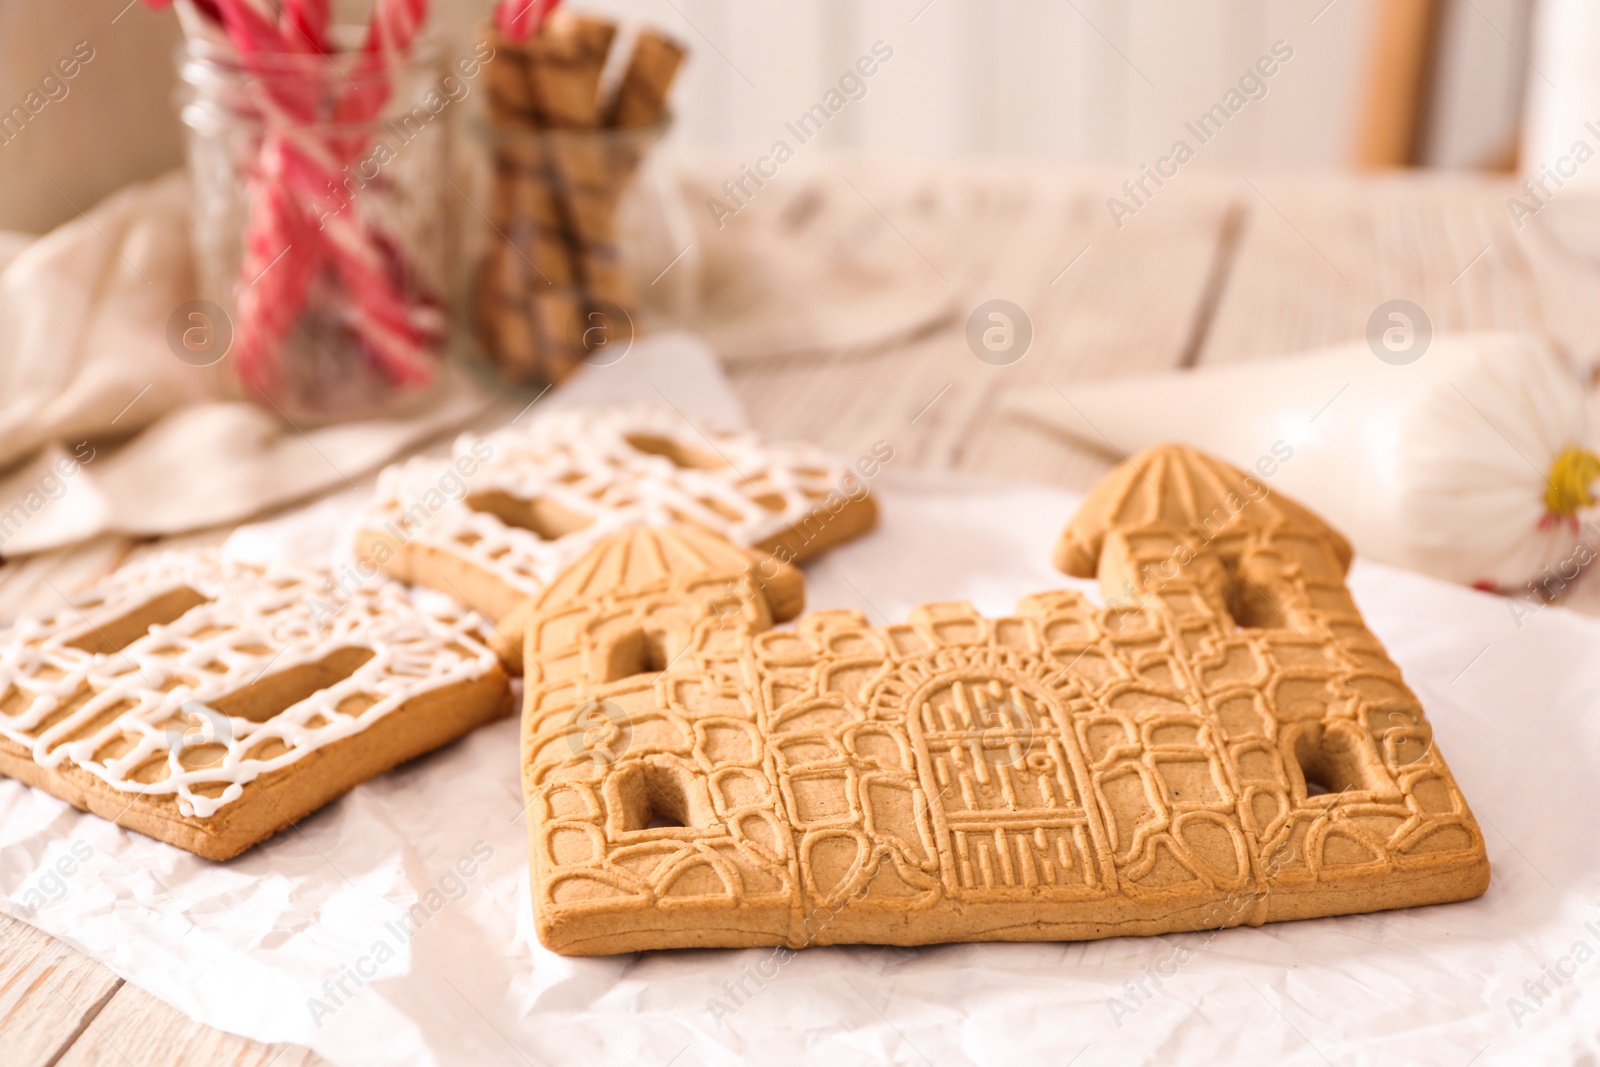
[0,550,501,818]
[362,405,860,602]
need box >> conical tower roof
[533,524,803,619]
[1055,443,1353,579]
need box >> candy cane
[141,0,222,22]
[195,0,309,391]
[213,0,439,394]
[318,0,440,386]
[367,0,430,55]
[238,133,438,390]
[163,0,437,394]
[281,0,330,53]
[494,0,561,41]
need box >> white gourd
[1002,333,1600,592]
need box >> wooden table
[5,163,1600,1065]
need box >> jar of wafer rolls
[179,28,451,425]
[463,14,692,390]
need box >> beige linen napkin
[0,171,494,557]
[0,171,208,470]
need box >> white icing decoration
[0,550,501,819]
[362,405,862,600]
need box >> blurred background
[0,0,1550,234]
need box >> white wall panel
[632,0,1384,165]
[0,0,1538,237]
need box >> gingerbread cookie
[517,446,1488,954]
[355,405,881,672]
[0,550,511,860]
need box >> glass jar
[179,33,451,424]
[462,117,696,391]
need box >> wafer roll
[476,287,537,377]
[523,12,616,129]
[577,238,633,303]
[488,139,556,228]
[473,18,683,387]
[484,25,537,124]
[607,29,686,128]
[604,33,684,184]
[531,288,585,379]
[478,20,598,383]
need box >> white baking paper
[4,366,1600,1065]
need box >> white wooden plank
[1077,0,1137,161]
[992,0,1082,156]
[1198,172,1548,365]
[722,163,1238,492]
[856,0,964,156]
[0,915,122,1067]
[1421,0,1531,167]
[952,173,1241,487]
[54,981,325,1067]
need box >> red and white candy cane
[216,0,438,394]
[150,0,438,396]
[494,0,561,41]
[323,0,440,387]
[281,0,330,52]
